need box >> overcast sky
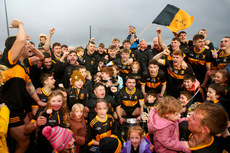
[0,0,230,51]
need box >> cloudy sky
[0,0,230,51]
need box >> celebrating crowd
[0,19,230,153]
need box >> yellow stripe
[96,130,111,142]
[88,139,95,146]
[122,100,138,107]
[167,68,184,79]
[146,82,160,88]
[190,136,214,150]
[187,57,206,65]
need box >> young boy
[88,99,117,153]
[179,91,192,117]
[76,65,92,94]
[182,73,206,103]
[142,90,157,133]
[67,70,88,110]
[205,84,226,108]
[76,46,85,65]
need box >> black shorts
[121,104,140,118]
[9,111,26,128]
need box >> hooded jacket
[70,115,87,146]
[147,108,191,153]
[121,137,152,153]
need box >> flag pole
[136,23,152,40]
[4,0,9,36]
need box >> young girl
[213,69,228,86]
[35,90,70,153]
[121,126,152,153]
[130,61,142,89]
[147,96,191,153]
[70,103,87,153]
[42,126,76,153]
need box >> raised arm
[156,27,167,50]
[44,28,55,53]
[8,20,26,64]
[152,49,170,65]
[28,42,45,65]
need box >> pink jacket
[147,108,191,153]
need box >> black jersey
[163,60,194,98]
[67,87,88,110]
[143,101,156,114]
[179,121,230,153]
[112,58,131,78]
[140,70,166,93]
[185,47,212,83]
[215,50,230,69]
[88,114,117,146]
[32,88,50,109]
[119,87,144,108]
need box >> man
[153,49,193,98]
[51,42,62,64]
[140,59,167,100]
[54,50,79,88]
[0,19,46,153]
[107,48,132,81]
[157,27,184,61]
[136,40,151,71]
[83,41,98,76]
[176,31,193,50]
[142,37,162,69]
[214,36,230,70]
[185,34,213,87]
[180,103,230,152]
[112,38,121,53]
[117,76,144,124]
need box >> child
[121,126,151,153]
[213,69,229,86]
[88,98,117,153]
[34,90,70,153]
[111,65,123,91]
[130,61,142,89]
[70,103,87,153]
[76,46,85,65]
[42,126,76,153]
[67,70,89,111]
[0,103,10,153]
[147,96,190,153]
[205,84,226,108]
[38,33,47,47]
[182,73,206,103]
[76,65,93,94]
[179,91,192,117]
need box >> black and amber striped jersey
[88,114,117,146]
[32,88,50,109]
[163,60,194,98]
[140,70,166,93]
[67,87,88,110]
[119,87,144,107]
[112,58,131,76]
[185,47,212,83]
[143,101,156,113]
[214,50,230,69]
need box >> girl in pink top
[147,96,191,153]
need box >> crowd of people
[0,19,230,153]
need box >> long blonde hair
[40,90,70,127]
